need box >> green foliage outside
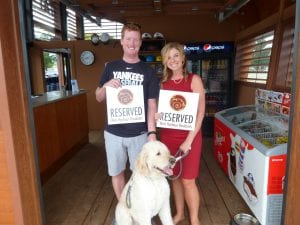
[251,38,272,72]
[43,52,56,70]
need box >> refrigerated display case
[214,105,289,225]
[184,42,234,136]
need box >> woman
[159,42,205,225]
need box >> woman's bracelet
[147,131,157,136]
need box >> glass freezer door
[187,58,231,136]
[187,60,200,76]
[202,58,230,116]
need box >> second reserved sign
[157,90,199,131]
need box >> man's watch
[147,131,157,136]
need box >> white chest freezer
[214,105,289,225]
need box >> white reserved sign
[157,90,199,131]
[106,86,145,124]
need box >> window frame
[273,19,295,92]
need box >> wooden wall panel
[33,93,89,183]
[28,47,44,95]
[0,131,15,224]
[232,82,258,105]
[56,97,81,152]
[33,104,60,172]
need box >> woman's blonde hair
[160,42,188,83]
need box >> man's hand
[104,79,121,89]
[96,79,121,103]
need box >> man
[95,22,159,206]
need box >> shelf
[148,63,163,75]
[144,61,162,64]
[140,39,166,52]
[140,51,162,54]
[140,39,165,77]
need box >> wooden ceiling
[67,0,249,23]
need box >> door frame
[0,0,43,224]
[283,0,300,224]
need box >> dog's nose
[169,157,176,165]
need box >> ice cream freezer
[213,105,289,225]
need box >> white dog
[115,141,175,225]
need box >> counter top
[31,90,88,107]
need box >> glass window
[32,0,61,40]
[43,49,71,92]
[234,30,274,84]
[67,8,77,40]
[84,17,123,40]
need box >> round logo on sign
[203,44,212,52]
[170,95,186,111]
[118,89,133,105]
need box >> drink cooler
[184,42,234,136]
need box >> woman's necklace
[173,77,183,84]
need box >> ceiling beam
[218,0,251,23]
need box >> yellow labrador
[115,141,175,225]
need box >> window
[275,21,294,89]
[44,51,59,91]
[84,18,123,40]
[32,0,61,40]
[66,8,77,40]
[43,49,72,92]
[234,30,274,84]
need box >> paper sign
[157,90,199,131]
[106,86,145,124]
[71,79,79,93]
[255,88,291,116]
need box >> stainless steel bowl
[231,213,260,225]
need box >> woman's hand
[179,141,192,153]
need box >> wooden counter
[32,90,89,184]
